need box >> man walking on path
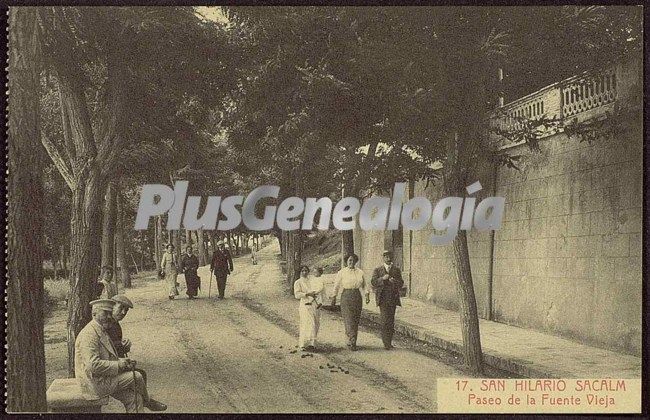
[370,250,404,350]
[210,240,234,299]
[181,246,201,299]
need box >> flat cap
[382,250,392,256]
[89,299,115,311]
[111,294,134,309]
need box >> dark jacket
[105,318,126,358]
[181,254,199,275]
[370,265,404,307]
[210,248,233,275]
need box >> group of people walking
[294,250,403,352]
[157,240,234,300]
[86,242,403,412]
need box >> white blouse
[332,267,369,296]
[294,277,325,305]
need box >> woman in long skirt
[294,266,324,351]
[161,244,179,300]
[331,254,370,351]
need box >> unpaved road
[45,242,464,413]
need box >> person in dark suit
[210,240,234,299]
[370,250,404,350]
[181,246,201,299]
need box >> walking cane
[132,361,138,413]
[208,270,213,298]
[125,352,138,413]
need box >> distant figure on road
[248,236,258,265]
[331,253,370,351]
[160,244,179,300]
[370,250,404,350]
[98,265,118,299]
[294,265,325,351]
[210,240,233,299]
[74,299,167,412]
[181,246,201,299]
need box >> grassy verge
[300,231,341,274]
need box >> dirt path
[45,242,464,413]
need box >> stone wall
[490,125,642,355]
[355,60,642,355]
[355,125,642,357]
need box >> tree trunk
[451,230,483,373]
[294,230,304,282]
[112,233,118,285]
[154,216,162,270]
[445,131,483,374]
[196,229,206,266]
[101,180,117,267]
[226,232,233,253]
[174,230,181,263]
[40,12,130,375]
[7,7,48,411]
[116,194,131,288]
[286,231,295,285]
[139,230,145,271]
[100,180,117,295]
[185,229,192,247]
[67,171,104,377]
[53,258,59,280]
[131,253,139,274]
[60,244,68,276]
[277,229,285,259]
[209,231,217,254]
[342,230,354,260]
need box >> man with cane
[210,240,234,300]
[106,295,167,411]
[74,299,166,412]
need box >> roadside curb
[358,310,553,379]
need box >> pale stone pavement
[316,264,642,379]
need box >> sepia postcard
[4,3,645,415]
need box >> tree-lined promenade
[7,5,641,412]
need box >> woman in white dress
[331,253,370,351]
[160,244,179,300]
[294,265,325,351]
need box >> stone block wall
[354,125,642,355]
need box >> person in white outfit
[293,265,325,351]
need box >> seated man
[74,299,166,412]
[107,295,153,390]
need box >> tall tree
[38,6,237,374]
[7,7,48,412]
[101,179,118,282]
[115,191,132,288]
